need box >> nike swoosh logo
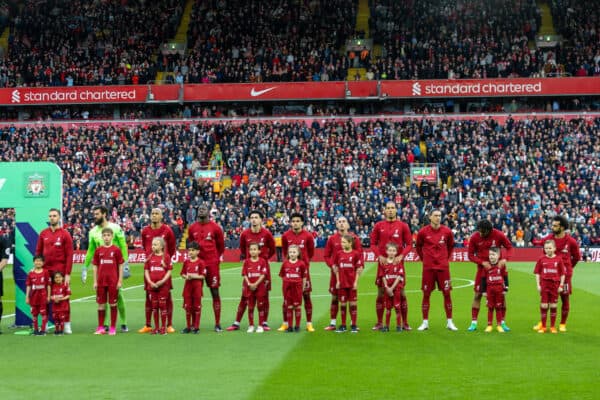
[250,87,277,97]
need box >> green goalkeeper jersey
[84,222,129,268]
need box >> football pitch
[1,261,598,400]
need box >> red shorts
[422,269,452,294]
[486,286,505,308]
[329,272,337,295]
[338,288,357,303]
[204,263,221,288]
[96,285,118,305]
[30,305,47,317]
[384,288,402,309]
[182,282,203,310]
[283,281,303,307]
[474,267,485,293]
[243,283,267,299]
[540,280,560,303]
[52,310,68,323]
[148,286,170,303]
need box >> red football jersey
[187,221,225,263]
[468,228,513,267]
[416,224,455,270]
[35,227,74,275]
[534,256,565,282]
[51,282,71,312]
[282,229,315,264]
[26,269,51,305]
[334,250,364,289]
[181,258,207,295]
[324,232,363,268]
[239,227,276,261]
[242,258,269,285]
[486,265,507,287]
[93,244,125,287]
[279,259,307,283]
[535,234,580,275]
[378,260,405,287]
[370,219,412,258]
[141,223,177,258]
[144,253,172,283]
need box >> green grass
[1,261,598,400]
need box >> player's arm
[239,232,247,261]
[63,231,74,282]
[166,228,177,260]
[467,234,484,265]
[369,225,380,258]
[570,238,581,268]
[215,225,225,257]
[535,273,541,292]
[0,238,8,271]
[34,231,44,258]
[117,261,124,289]
[324,238,334,267]
[157,269,171,287]
[266,233,276,260]
[83,230,98,269]
[415,230,424,260]
[447,229,455,258]
[144,268,154,287]
[281,234,289,259]
[400,224,413,258]
[25,282,31,304]
[92,250,100,290]
[503,267,509,292]
[306,234,315,260]
[112,226,129,261]
[499,233,513,263]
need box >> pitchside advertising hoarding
[1,77,598,105]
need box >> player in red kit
[333,235,364,333]
[378,243,405,332]
[187,204,225,332]
[279,245,307,333]
[241,243,268,333]
[324,216,362,330]
[144,237,172,335]
[139,208,177,334]
[180,242,206,334]
[26,256,51,335]
[227,210,275,331]
[534,240,566,334]
[483,248,510,333]
[92,228,124,336]
[370,201,412,331]
[35,208,74,333]
[532,216,580,332]
[467,219,512,331]
[50,271,71,335]
[415,209,458,331]
[279,213,315,332]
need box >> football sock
[304,293,312,323]
[550,307,557,327]
[110,305,118,328]
[560,294,570,324]
[98,309,106,327]
[167,294,173,326]
[294,307,302,327]
[32,311,39,331]
[41,312,48,332]
[540,307,548,327]
[264,296,270,322]
[350,304,357,326]
[395,305,402,326]
[282,304,287,322]
[117,290,127,325]
[422,292,431,320]
[495,308,502,325]
[286,309,293,328]
[330,299,339,320]
[472,306,479,321]
[186,310,192,328]
[258,299,266,326]
[212,296,221,325]
[487,308,494,325]
[341,304,347,325]
[0,300,3,323]
[145,296,152,326]
[234,296,247,323]
[400,295,408,325]
[443,293,453,318]
[194,307,201,329]
[376,296,384,324]
[385,308,391,326]
[153,309,159,330]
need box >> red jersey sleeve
[166,227,177,259]
[415,229,425,260]
[281,233,289,258]
[306,233,315,260]
[468,233,484,265]
[498,232,513,260]
[265,232,276,260]
[569,236,581,268]
[215,224,225,256]
[401,223,413,258]
[370,224,381,257]
[324,237,335,267]
[63,230,74,275]
[446,227,455,258]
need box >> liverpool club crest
[25,173,47,197]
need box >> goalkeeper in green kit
[82,205,129,332]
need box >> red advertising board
[71,247,595,264]
[1,77,598,105]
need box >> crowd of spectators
[158,0,357,83]
[0,0,184,87]
[1,117,598,251]
[0,0,598,86]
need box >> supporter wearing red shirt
[467,219,512,331]
[139,208,177,334]
[415,209,457,331]
[323,216,362,330]
[144,238,172,335]
[228,210,276,332]
[180,242,206,334]
[370,201,412,331]
[280,213,315,332]
[187,204,225,332]
[534,240,566,333]
[532,216,580,332]
[333,235,364,333]
[26,256,51,335]
[279,247,307,332]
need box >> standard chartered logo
[11,89,21,103]
[412,82,422,96]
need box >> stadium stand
[1,117,598,248]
